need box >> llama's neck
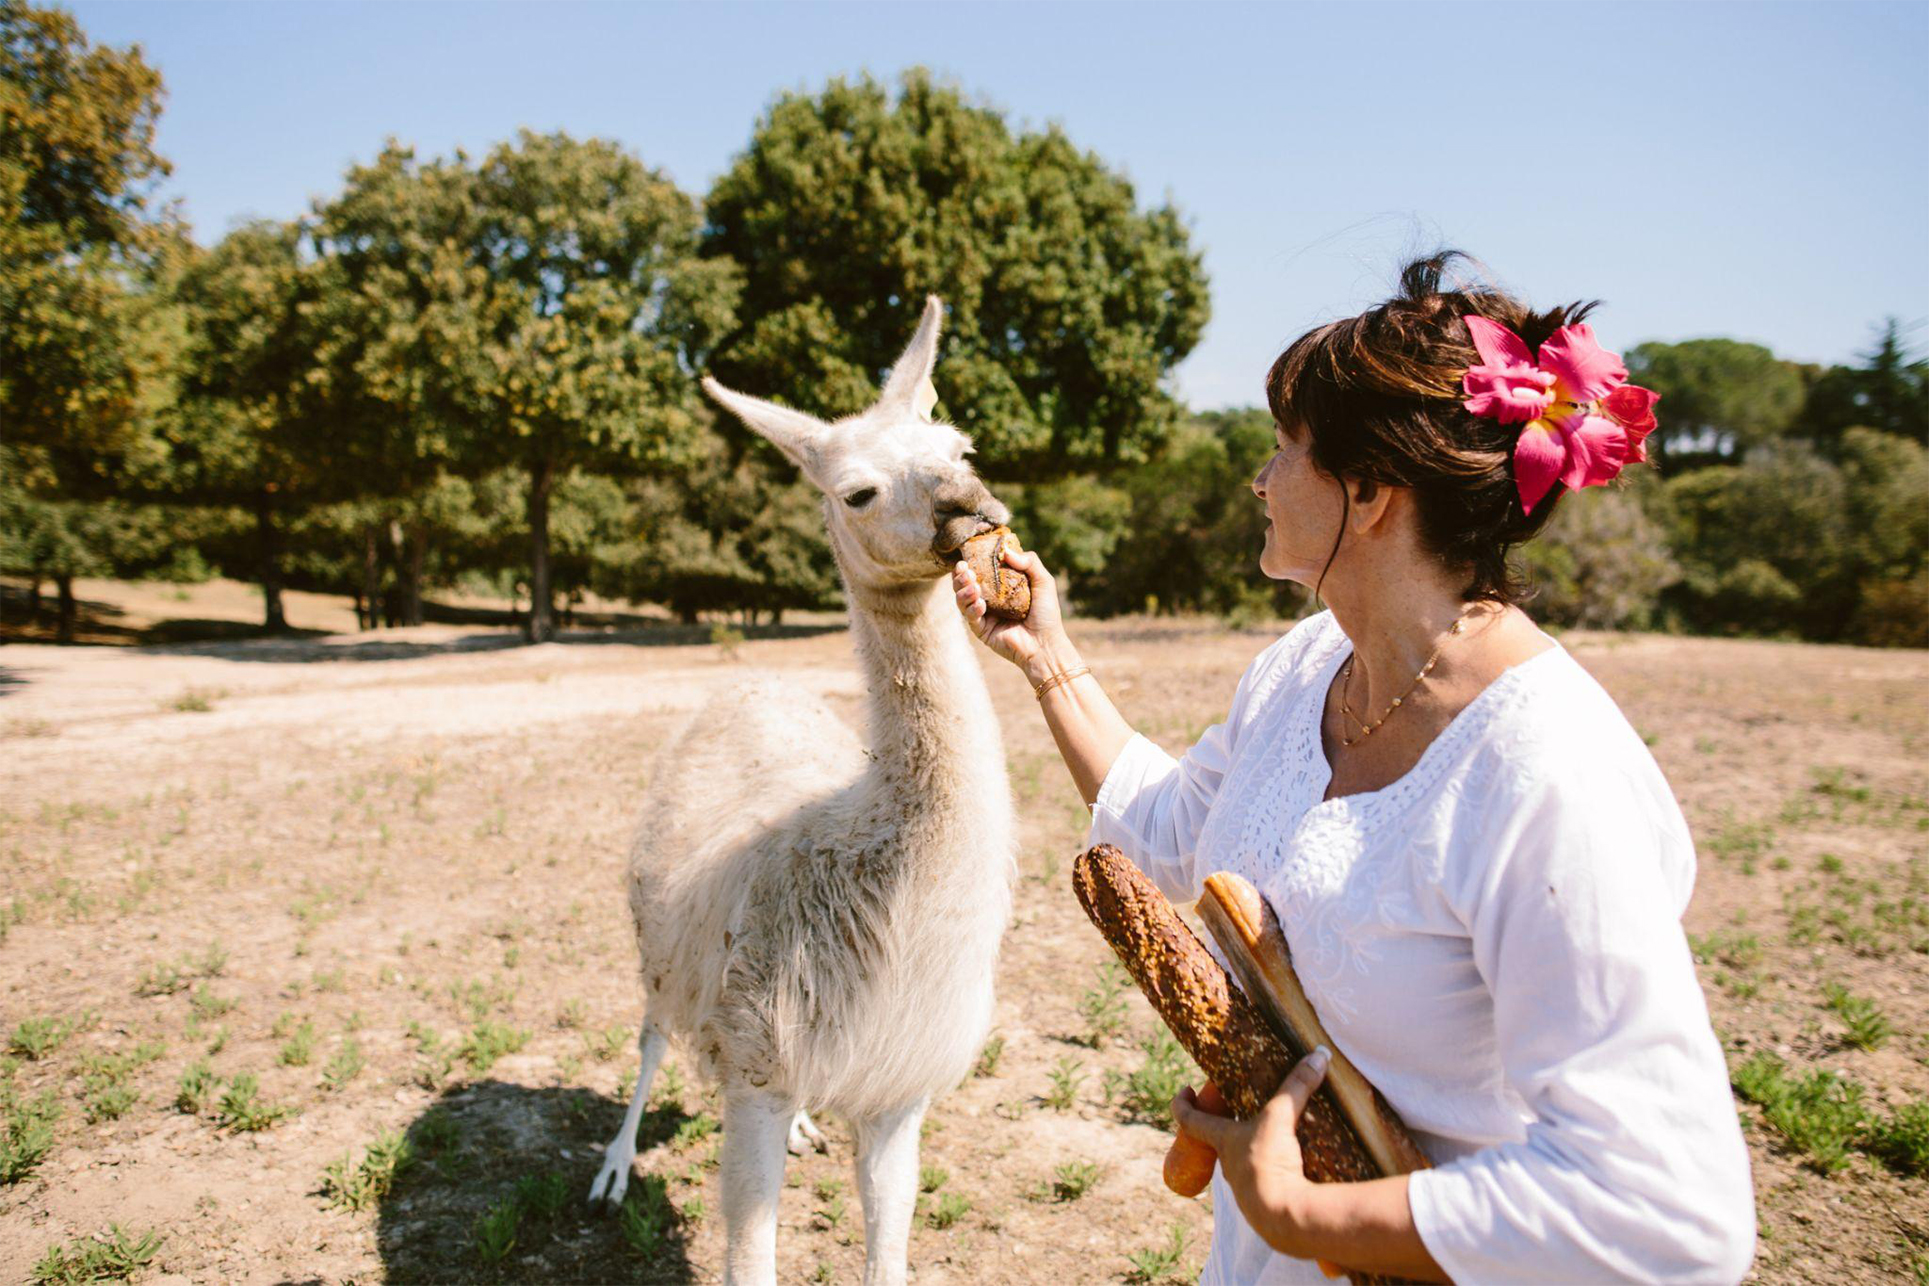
[846,578,1007,821]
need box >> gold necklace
[1337,611,1472,749]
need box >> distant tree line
[3,2,1923,648]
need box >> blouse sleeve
[1406,764,1756,1285]
[1084,637,1283,905]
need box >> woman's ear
[1346,476,1397,534]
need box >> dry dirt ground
[2,579,1925,1284]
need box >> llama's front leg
[588,1023,667,1206]
[854,1097,928,1286]
[721,1088,792,1286]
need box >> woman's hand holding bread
[951,535,1074,684]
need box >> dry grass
[0,580,1924,1283]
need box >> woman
[952,255,1756,1284]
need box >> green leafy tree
[622,423,839,624]
[1797,319,1929,449]
[0,0,174,463]
[1517,482,1680,630]
[704,69,1208,476]
[0,0,183,619]
[159,220,337,630]
[1661,442,1855,638]
[1624,338,1805,467]
[313,133,738,641]
[1084,409,1301,622]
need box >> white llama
[587,298,1017,1286]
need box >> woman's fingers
[1266,1045,1332,1124]
[1170,1083,1236,1152]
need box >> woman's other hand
[1169,1047,1334,1262]
[952,546,1070,677]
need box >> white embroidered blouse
[1087,610,1755,1286]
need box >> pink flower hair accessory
[1462,315,1660,516]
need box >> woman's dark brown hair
[1265,250,1598,604]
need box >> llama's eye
[843,487,878,509]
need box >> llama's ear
[881,295,944,420]
[702,377,830,472]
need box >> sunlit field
[2,580,1925,1284]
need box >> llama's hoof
[587,1146,634,1207]
[787,1110,828,1156]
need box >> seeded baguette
[961,525,1031,621]
[1072,845,1418,1286]
[1199,872,1432,1178]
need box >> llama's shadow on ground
[375,1080,703,1284]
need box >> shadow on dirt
[151,619,847,664]
[0,581,844,661]
[375,1079,702,1284]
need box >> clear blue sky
[69,0,1929,409]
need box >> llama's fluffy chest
[700,800,1013,1115]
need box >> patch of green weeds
[277,1020,316,1067]
[582,1025,628,1062]
[1732,1053,1865,1173]
[135,943,225,997]
[1125,1222,1192,1284]
[671,1111,719,1150]
[458,1021,528,1074]
[919,1164,948,1193]
[472,1197,520,1264]
[925,1190,970,1229]
[2,1084,60,1183]
[618,1173,676,1257]
[973,1033,1005,1078]
[1107,1028,1198,1127]
[9,1015,82,1061]
[1076,961,1131,1048]
[322,1036,364,1090]
[1688,929,1761,971]
[30,1225,161,1284]
[1823,983,1892,1051]
[322,1129,415,1211]
[1030,1158,1101,1203]
[1044,1055,1084,1111]
[216,1072,296,1132]
[188,985,236,1020]
[175,1060,217,1114]
[1864,1100,1929,1177]
[77,1041,163,1123]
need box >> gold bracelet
[1032,664,1091,701]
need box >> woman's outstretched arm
[952,549,1134,805]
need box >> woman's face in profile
[1252,419,1344,587]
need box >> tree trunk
[402,524,425,627]
[360,525,380,630]
[257,500,287,633]
[55,573,75,645]
[28,576,41,614]
[525,459,555,643]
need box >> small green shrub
[472,1197,520,1264]
[1076,962,1130,1048]
[1864,1100,1929,1177]
[1822,983,1892,1051]
[973,1034,1005,1078]
[1732,1053,1866,1172]
[617,1174,674,1257]
[459,1021,528,1074]
[2,1086,60,1184]
[1109,1028,1197,1127]
[925,1191,970,1229]
[1043,1056,1083,1111]
[216,1073,295,1132]
[30,1225,161,1285]
[322,1130,415,1211]
[1125,1222,1192,1284]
